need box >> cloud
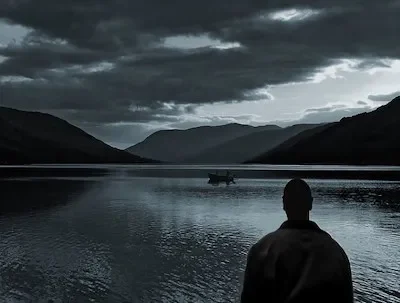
[276,103,374,126]
[0,37,114,78]
[305,104,347,113]
[0,1,400,145]
[368,91,400,102]
[354,59,392,71]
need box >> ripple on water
[0,177,399,302]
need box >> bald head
[283,179,313,220]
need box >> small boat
[208,172,235,184]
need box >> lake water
[0,166,399,302]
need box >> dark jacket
[241,220,353,303]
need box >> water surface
[0,168,399,302]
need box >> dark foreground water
[0,166,399,302]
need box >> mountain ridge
[126,123,281,162]
[247,96,400,165]
[0,106,155,164]
[183,123,321,164]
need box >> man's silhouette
[241,179,353,303]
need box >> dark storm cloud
[0,34,113,78]
[0,0,399,145]
[368,91,400,102]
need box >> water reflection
[0,178,94,214]
[0,176,398,302]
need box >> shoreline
[1,164,400,181]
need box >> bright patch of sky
[310,59,359,83]
[50,62,116,75]
[0,76,34,83]
[163,34,241,50]
[193,60,400,126]
[0,19,31,46]
[268,8,323,22]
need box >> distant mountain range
[126,123,281,163]
[248,96,400,165]
[0,107,154,164]
[183,124,320,164]
[2,96,399,165]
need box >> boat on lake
[208,171,236,184]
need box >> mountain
[246,123,334,163]
[0,107,154,164]
[185,124,320,164]
[248,96,400,165]
[126,123,281,162]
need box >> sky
[0,1,399,148]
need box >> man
[241,179,353,303]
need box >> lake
[0,165,399,302]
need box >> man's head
[283,179,313,220]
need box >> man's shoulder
[251,228,285,255]
[255,229,279,245]
[252,222,346,256]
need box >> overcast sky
[0,1,399,148]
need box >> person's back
[241,179,353,303]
